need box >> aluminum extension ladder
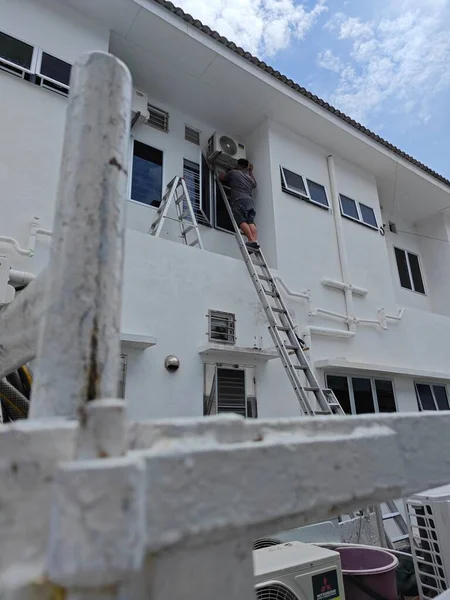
[215,172,343,417]
[148,176,204,249]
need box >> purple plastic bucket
[335,546,399,600]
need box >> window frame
[203,363,257,418]
[280,166,330,210]
[414,382,449,411]
[0,30,39,76]
[35,47,71,96]
[146,103,169,133]
[208,310,236,344]
[339,194,378,230]
[129,137,165,208]
[394,247,426,295]
[326,373,398,415]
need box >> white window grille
[208,310,235,344]
[185,125,200,145]
[147,104,169,132]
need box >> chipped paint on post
[30,52,132,419]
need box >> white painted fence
[1,51,450,599]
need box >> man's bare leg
[249,223,257,241]
[240,222,257,242]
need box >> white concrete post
[30,52,132,419]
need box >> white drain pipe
[327,155,356,332]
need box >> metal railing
[1,51,450,600]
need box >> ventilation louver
[255,582,299,600]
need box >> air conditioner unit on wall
[254,542,345,600]
[406,485,450,600]
[132,87,149,125]
[207,132,246,168]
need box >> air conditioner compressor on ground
[253,541,345,600]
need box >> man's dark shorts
[231,198,256,226]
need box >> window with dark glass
[0,31,34,70]
[327,374,397,415]
[39,52,71,86]
[416,383,449,411]
[394,248,425,294]
[306,179,329,207]
[281,167,308,197]
[360,203,377,228]
[340,194,359,220]
[131,142,163,207]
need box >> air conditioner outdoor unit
[406,485,450,600]
[254,541,345,600]
[207,132,246,168]
[132,87,149,125]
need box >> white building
[2,0,450,422]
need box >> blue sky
[176,0,450,179]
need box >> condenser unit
[131,87,149,126]
[207,132,246,168]
[406,485,450,599]
[254,541,345,600]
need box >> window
[394,248,425,294]
[326,374,397,415]
[0,30,71,96]
[280,167,329,209]
[0,31,34,74]
[147,104,169,132]
[200,154,212,226]
[415,383,449,411]
[37,51,71,95]
[306,179,329,207]
[131,141,163,207]
[208,310,236,344]
[185,125,200,145]
[340,194,378,229]
[204,364,257,418]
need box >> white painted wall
[0,0,110,271]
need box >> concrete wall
[0,0,110,271]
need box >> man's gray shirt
[223,169,257,205]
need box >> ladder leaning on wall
[214,166,410,547]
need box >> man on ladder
[219,159,259,250]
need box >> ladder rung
[272,307,286,314]
[284,344,298,351]
[294,365,308,370]
[383,512,401,520]
[182,226,195,235]
[276,326,290,332]
[259,275,272,281]
[251,259,266,267]
[264,290,278,298]
[303,387,320,392]
[188,240,200,247]
[314,410,332,415]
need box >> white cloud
[175,0,327,57]
[318,1,450,125]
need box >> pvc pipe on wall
[9,269,36,286]
[306,326,355,339]
[326,155,356,332]
[0,236,32,257]
[386,308,405,321]
[29,218,52,254]
[274,276,309,300]
[321,277,368,297]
